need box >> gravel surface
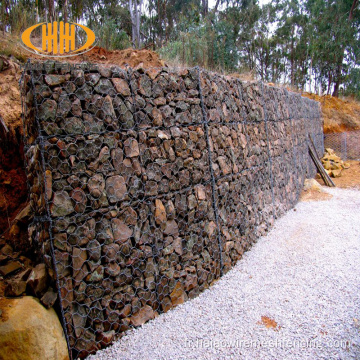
[88,187,360,360]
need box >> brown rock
[88,174,105,198]
[175,138,187,152]
[112,218,133,243]
[111,148,124,171]
[119,304,132,318]
[164,220,179,236]
[151,108,163,126]
[205,221,217,237]
[60,278,74,308]
[154,97,166,106]
[72,304,88,338]
[155,199,167,225]
[184,274,197,291]
[5,279,26,296]
[70,187,87,213]
[54,251,71,279]
[195,184,206,200]
[102,95,116,118]
[105,262,121,277]
[111,78,131,96]
[41,287,58,308]
[124,138,140,158]
[45,170,52,201]
[0,261,22,277]
[106,175,127,203]
[217,156,231,175]
[161,296,172,312]
[239,133,247,149]
[170,282,187,306]
[146,68,161,80]
[1,244,13,256]
[26,264,48,296]
[102,243,120,262]
[130,305,156,327]
[97,330,115,347]
[173,237,183,256]
[72,247,88,278]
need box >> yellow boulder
[330,169,342,178]
[0,296,69,360]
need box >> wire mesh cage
[20,60,323,359]
[324,131,360,160]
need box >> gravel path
[88,187,360,360]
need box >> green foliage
[94,19,131,50]
[0,0,37,34]
[344,68,360,100]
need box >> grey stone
[87,240,101,262]
[39,99,57,120]
[50,191,74,217]
[94,79,116,95]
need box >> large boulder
[0,296,69,360]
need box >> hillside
[302,93,360,134]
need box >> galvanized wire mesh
[324,131,360,160]
[20,60,323,359]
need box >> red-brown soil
[302,93,360,134]
[0,59,27,236]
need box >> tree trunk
[349,0,359,20]
[129,0,136,48]
[214,0,221,12]
[327,71,333,95]
[201,0,208,16]
[64,0,68,23]
[157,0,162,47]
[48,0,55,22]
[332,0,358,96]
[332,61,342,97]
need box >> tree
[129,0,143,48]
[307,0,360,96]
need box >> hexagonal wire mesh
[20,60,323,359]
[324,131,360,161]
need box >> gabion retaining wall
[20,60,323,359]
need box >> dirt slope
[302,93,360,134]
[78,46,166,68]
[0,59,27,235]
[0,33,165,68]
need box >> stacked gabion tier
[21,61,323,359]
